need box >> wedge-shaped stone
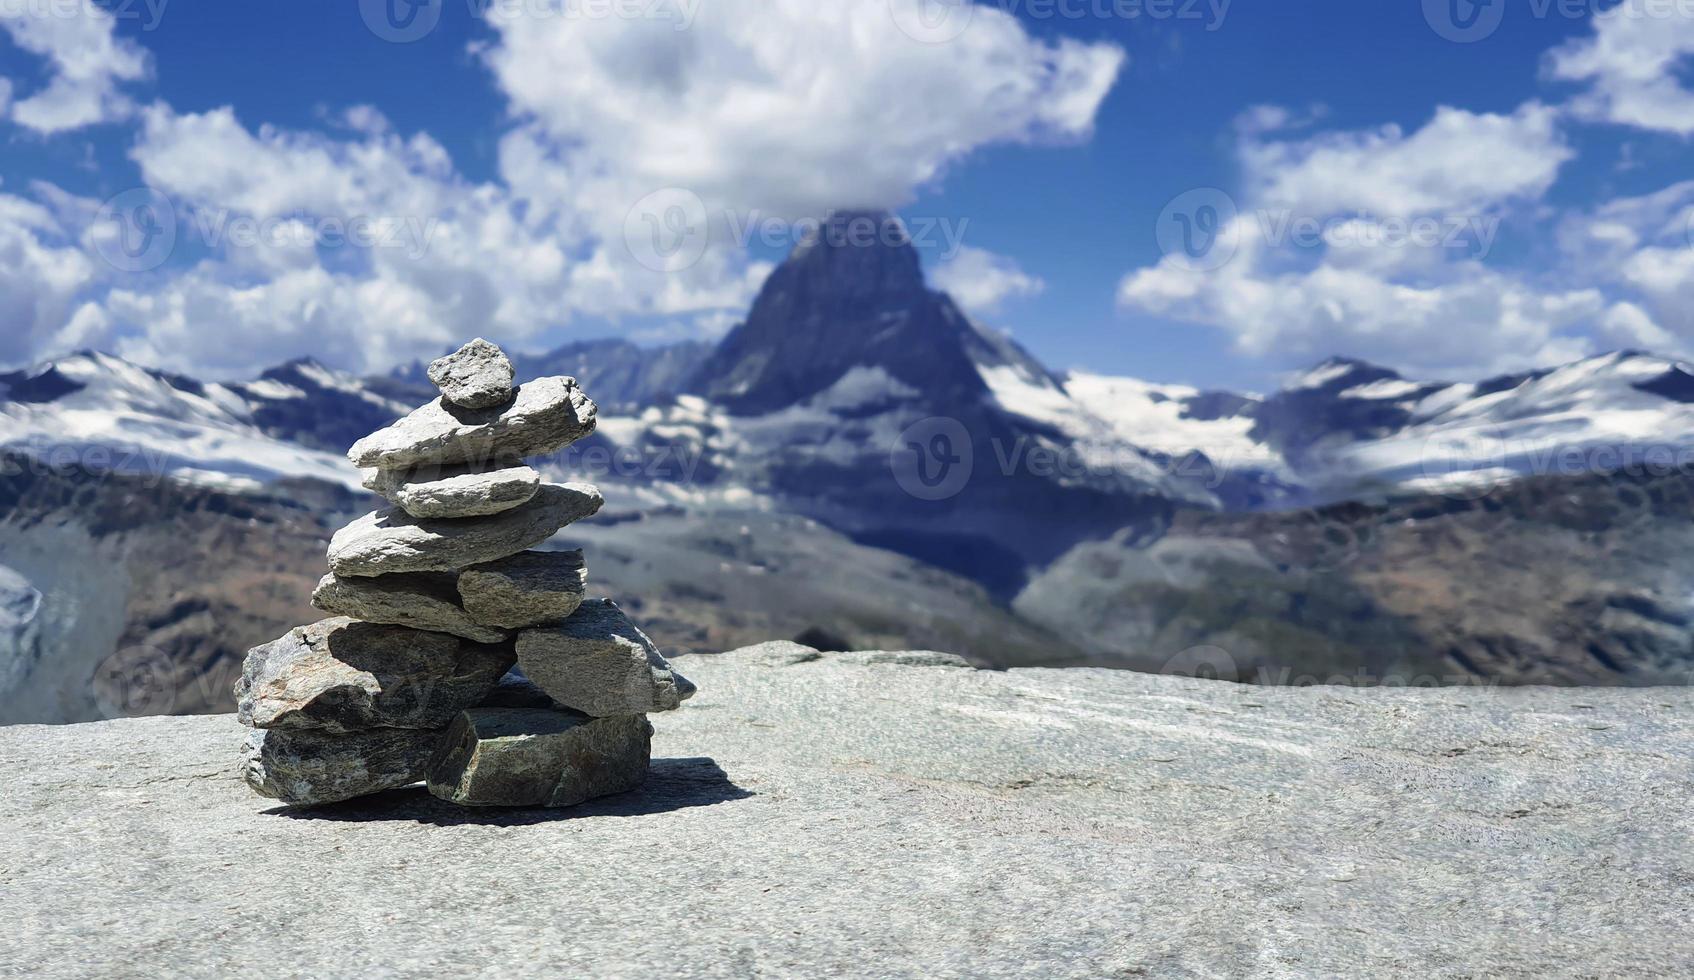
[428,338,515,410]
[311,572,508,644]
[327,483,602,578]
[459,550,587,629]
[426,708,651,807]
[516,599,696,717]
[348,375,596,470]
[364,462,540,520]
[236,618,514,733]
[243,726,438,806]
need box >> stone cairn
[236,339,695,808]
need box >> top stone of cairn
[428,338,516,410]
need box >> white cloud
[1547,3,1694,135]
[0,0,149,134]
[479,0,1125,221]
[0,190,98,367]
[1118,104,1598,376]
[932,246,1045,316]
[1244,103,1571,216]
[89,104,774,377]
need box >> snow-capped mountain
[0,351,373,492]
[1251,351,1694,501]
[9,212,1694,588]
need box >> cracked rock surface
[2,643,1690,977]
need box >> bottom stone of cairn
[426,708,652,808]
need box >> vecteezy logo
[887,0,975,45]
[1160,645,1240,683]
[623,188,710,273]
[359,0,443,43]
[1155,188,1239,272]
[91,187,178,273]
[890,416,973,501]
[91,645,177,719]
[1416,422,1511,501]
[1423,0,1504,43]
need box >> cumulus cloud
[479,0,1125,221]
[1118,104,1603,376]
[0,191,98,366]
[932,246,1045,316]
[1547,3,1694,135]
[0,0,1126,376]
[0,0,149,133]
[1244,103,1571,216]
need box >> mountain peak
[685,209,987,414]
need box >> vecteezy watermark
[91,645,177,719]
[0,0,170,30]
[1155,187,1500,270]
[891,417,974,501]
[1415,421,1694,500]
[887,0,1231,45]
[623,190,972,272]
[1424,0,1694,43]
[359,0,700,41]
[359,0,444,42]
[1156,188,1240,272]
[89,187,443,272]
[91,187,178,273]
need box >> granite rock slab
[515,599,695,717]
[348,376,596,470]
[425,708,650,807]
[310,572,508,644]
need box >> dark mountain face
[1248,358,1435,465]
[232,359,411,455]
[686,211,995,415]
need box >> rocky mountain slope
[1,644,1688,977]
[1018,464,1694,686]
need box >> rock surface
[426,708,650,807]
[2,645,1691,977]
[235,618,513,732]
[459,549,586,629]
[311,573,508,644]
[516,599,695,716]
[327,483,603,577]
[347,376,597,470]
[363,463,540,520]
[240,725,438,806]
[427,338,515,410]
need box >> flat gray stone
[348,375,597,470]
[426,708,650,807]
[459,550,586,629]
[516,599,695,717]
[235,618,514,733]
[5,651,1692,977]
[311,572,508,644]
[364,463,540,520]
[327,483,603,578]
[241,726,437,807]
[427,338,515,410]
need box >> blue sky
[3,1,1694,391]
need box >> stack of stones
[236,339,695,808]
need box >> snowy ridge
[0,352,363,492]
